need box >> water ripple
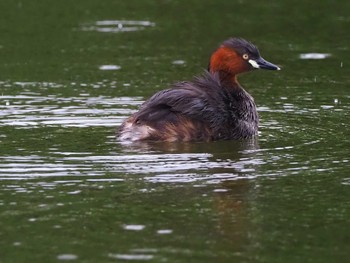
[80,20,155,33]
[0,152,263,183]
[0,94,142,128]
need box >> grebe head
[209,37,280,76]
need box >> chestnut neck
[209,46,248,89]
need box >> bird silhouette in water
[118,37,280,142]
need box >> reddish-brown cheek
[209,47,248,75]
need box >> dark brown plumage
[118,37,280,142]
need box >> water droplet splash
[99,65,121,70]
[172,60,186,65]
[123,224,145,231]
[299,53,331,59]
[57,254,78,261]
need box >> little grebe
[118,37,280,142]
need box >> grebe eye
[242,54,249,60]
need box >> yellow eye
[242,54,249,60]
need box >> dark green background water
[1,0,349,262]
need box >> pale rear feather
[118,117,155,141]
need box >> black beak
[249,57,281,70]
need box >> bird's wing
[134,77,228,130]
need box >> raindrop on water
[99,65,121,71]
[57,254,78,261]
[123,224,145,231]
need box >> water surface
[1,0,350,262]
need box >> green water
[1,0,350,262]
